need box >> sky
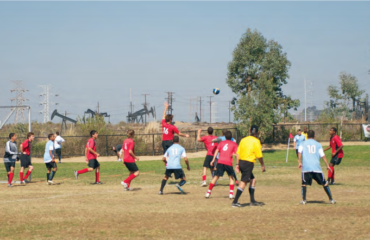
[0,1,369,125]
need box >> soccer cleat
[117,159,122,162]
[158,191,163,195]
[94,181,103,185]
[176,184,185,194]
[232,202,241,208]
[229,194,235,199]
[121,181,128,190]
[20,180,26,184]
[330,199,336,204]
[8,184,13,188]
[300,200,307,205]
[205,192,210,198]
[24,180,30,183]
[124,187,131,191]
[74,171,78,179]
[47,180,54,185]
[200,181,207,187]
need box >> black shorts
[162,140,173,154]
[165,169,185,179]
[203,155,214,168]
[4,162,16,172]
[20,155,32,168]
[302,172,326,186]
[239,160,255,182]
[124,162,139,172]
[215,163,235,177]
[330,156,342,165]
[55,149,62,156]
[45,162,57,169]
[88,159,100,169]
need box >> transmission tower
[39,85,59,123]
[165,92,175,114]
[10,80,28,124]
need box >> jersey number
[223,144,228,151]
[306,145,316,154]
[172,149,178,155]
[163,128,169,134]
[125,143,127,150]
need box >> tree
[227,29,299,138]
[339,72,364,110]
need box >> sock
[50,171,56,180]
[8,173,14,184]
[233,187,244,203]
[160,179,167,192]
[331,167,335,182]
[77,168,89,174]
[229,184,234,195]
[202,175,206,181]
[95,171,99,182]
[47,173,50,181]
[24,170,31,180]
[207,183,215,194]
[323,186,333,200]
[58,155,61,163]
[179,180,186,186]
[302,186,307,201]
[124,174,137,185]
[328,168,332,179]
[233,171,238,182]
[249,187,256,202]
[20,172,24,181]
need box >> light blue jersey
[298,139,325,173]
[164,144,186,169]
[44,140,55,163]
[294,134,305,149]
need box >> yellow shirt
[236,136,263,163]
[302,132,308,140]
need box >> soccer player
[20,132,35,184]
[54,131,65,164]
[121,130,140,191]
[111,144,123,162]
[232,125,265,208]
[44,133,57,185]
[74,130,102,184]
[302,127,308,140]
[205,131,238,199]
[197,127,218,187]
[162,102,189,157]
[293,129,305,157]
[298,130,336,205]
[4,133,19,187]
[159,136,190,195]
[323,127,344,184]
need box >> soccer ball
[213,88,220,95]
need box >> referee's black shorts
[239,160,255,182]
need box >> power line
[39,85,58,123]
[207,96,213,123]
[10,80,28,124]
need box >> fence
[0,128,240,158]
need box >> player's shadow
[128,188,141,191]
[51,183,63,186]
[306,200,326,204]
[241,202,265,207]
[166,192,187,195]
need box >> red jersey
[216,140,238,166]
[330,135,343,158]
[22,139,31,156]
[86,138,97,160]
[162,119,179,141]
[123,138,135,163]
[200,135,218,156]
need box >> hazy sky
[0,1,369,124]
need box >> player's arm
[293,137,297,149]
[235,153,240,173]
[211,149,219,166]
[332,144,343,157]
[88,147,100,157]
[60,137,65,143]
[49,148,55,163]
[297,146,303,169]
[255,142,265,172]
[184,157,190,171]
[196,129,203,142]
[129,148,139,161]
[162,102,169,120]
[211,137,222,143]
[178,132,190,138]
[319,148,331,172]
[6,142,17,155]
[323,145,331,151]
[162,151,168,164]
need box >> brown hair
[127,130,135,138]
[165,114,173,123]
[27,132,34,139]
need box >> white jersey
[54,135,65,149]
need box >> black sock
[59,155,61,163]
[233,171,238,182]
[50,171,56,180]
[323,186,333,200]
[47,173,50,181]
[302,186,307,201]
[249,187,255,202]
[233,187,244,203]
[179,180,186,186]
[160,179,167,192]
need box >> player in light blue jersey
[293,129,305,157]
[298,130,336,205]
[159,136,190,195]
[44,133,57,185]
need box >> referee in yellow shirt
[232,125,265,207]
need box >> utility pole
[130,88,133,113]
[10,81,28,124]
[199,97,203,122]
[207,96,213,123]
[142,94,150,125]
[304,78,313,122]
[229,101,231,123]
[165,92,174,114]
[97,102,100,114]
[39,85,58,123]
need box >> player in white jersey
[159,136,190,195]
[293,129,305,157]
[44,134,57,185]
[298,130,336,205]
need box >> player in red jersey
[205,131,238,199]
[19,132,35,184]
[324,127,344,184]
[74,130,102,184]
[162,102,189,164]
[197,127,218,187]
[121,130,140,191]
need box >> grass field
[1,146,370,239]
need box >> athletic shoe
[93,181,103,185]
[20,181,26,184]
[158,191,163,195]
[200,181,207,187]
[300,200,307,205]
[24,180,30,183]
[47,180,54,185]
[74,171,78,179]
[176,184,185,194]
[7,184,13,188]
[117,159,122,162]
[121,181,128,190]
[330,199,336,204]
[205,192,210,198]
[124,187,131,191]
[250,201,262,206]
[59,162,62,164]
[232,202,241,208]
[229,194,235,199]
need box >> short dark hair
[127,130,135,138]
[222,129,228,136]
[56,131,60,135]
[308,130,315,138]
[90,130,97,137]
[207,127,214,135]
[165,114,173,123]
[173,136,179,143]
[225,131,232,140]
[48,133,54,139]
[331,127,337,133]
[27,132,34,138]
[298,129,301,132]
[250,125,259,133]
[9,133,15,139]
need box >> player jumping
[323,127,344,185]
[44,133,57,185]
[121,130,140,191]
[298,130,336,205]
[20,132,35,184]
[197,127,218,187]
[4,133,19,187]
